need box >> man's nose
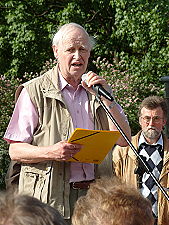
[148,118,155,125]
[74,50,81,59]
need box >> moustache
[146,126,158,132]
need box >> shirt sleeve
[116,102,129,123]
[3,88,39,144]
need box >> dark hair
[0,191,67,225]
[138,96,167,118]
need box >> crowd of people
[0,177,154,225]
[2,22,169,225]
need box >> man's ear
[52,45,58,59]
[163,118,167,127]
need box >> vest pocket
[19,163,52,203]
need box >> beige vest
[17,65,114,218]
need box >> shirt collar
[58,72,68,91]
[139,132,163,147]
[58,72,84,92]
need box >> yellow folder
[67,128,121,164]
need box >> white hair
[52,23,96,50]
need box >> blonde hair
[72,176,154,225]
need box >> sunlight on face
[53,27,91,82]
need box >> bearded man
[113,96,169,225]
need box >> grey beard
[143,127,160,140]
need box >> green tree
[0,0,168,189]
[0,0,69,77]
[1,0,168,83]
[0,75,21,189]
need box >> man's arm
[9,141,82,163]
[103,99,131,147]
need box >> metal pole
[160,76,169,138]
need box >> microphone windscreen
[81,74,88,84]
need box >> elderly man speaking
[4,23,131,223]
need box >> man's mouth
[147,127,157,132]
[72,63,83,67]
[148,126,156,129]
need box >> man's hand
[49,141,82,161]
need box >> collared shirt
[4,74,95,182]
[58,74,95,182]
[138,132,163,148]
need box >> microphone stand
[95,95,169,201]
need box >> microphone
[82,74,114,102]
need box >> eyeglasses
[141,116,164,124]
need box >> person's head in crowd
[0,191,68,225]
[138,95,167,144]
[72,176,154,225]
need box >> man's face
[139,107,166,143]
[53,28,91,82]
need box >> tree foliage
[0,75,20,189]
[0,0,69,77]
[1,0,168,80]
[0,0,168,189]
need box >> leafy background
[0,0,168,189]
